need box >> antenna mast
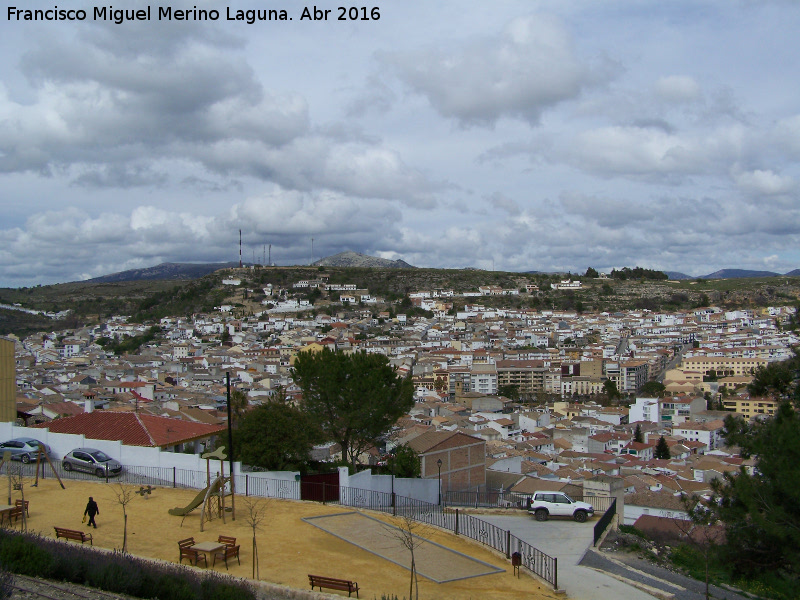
[238,229,242,268]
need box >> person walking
[84,496,99,528]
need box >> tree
[390,444,420,478]
[228,389,249,429]
[603,379,621,402]
[585,267,599,278]
[747,362,794,397]
[713,402,800,582]
[639,381,666,397]
[654,436,671,459]
[242,497,270,579]
[234,395,320,471]
[497,384,520,401]
[292,349,414,468]
[676,494,724,600]
[382,514,431,600]
[634,423,643,443]
[112,484,135,553]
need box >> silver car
[0,437,52,463]
[62,448,123,477]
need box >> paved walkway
[581,548,752,600]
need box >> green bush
[0,533,54,577]
[153,574,196,600]
[0,531,255,600]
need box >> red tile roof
[32,411,225,447]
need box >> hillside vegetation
[1,265,799,337]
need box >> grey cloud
[487,192,522,216]
[72,164,169,189]
[1,24,436,205]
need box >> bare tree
[676,493,724,600]
[112,484,135,553]
[8,465,26,532]
[382,514,431,600]
[241,496,270,579]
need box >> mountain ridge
[311,251,416,269]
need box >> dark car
[62,448,123,477]
[0,438,52,463]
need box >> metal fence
[442,490,615,514]
[593,498,617,546]
[12,459,560,589]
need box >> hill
[311,251,416,269]
[699,269,780,279]
[87,262,241,283]
[665,271,692,280]
[784,269,800,277]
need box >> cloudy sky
[1,1,799,287]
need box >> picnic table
[190,541,225,567]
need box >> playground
[3,475,562,600]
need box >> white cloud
[381,14,603,127]
[654,75,701,103]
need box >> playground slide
[168,477,223,517]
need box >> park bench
[308,574,359,597]
[15,499,29,518]
[213,535,240,569]
[54,526,92,544]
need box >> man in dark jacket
[84,497,99,528]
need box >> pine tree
[634,423,643,443]
[654,436,671,459]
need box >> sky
[1,0,800,287]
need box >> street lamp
[437,458,442,506]
[390,452,396,516]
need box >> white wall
[339,466,438,505]
[0,422,242,477]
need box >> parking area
[477,512,655,600]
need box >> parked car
[0,438,52,463]
[528,491,595,523]
[62,448,123,477]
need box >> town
[4,266,798,531]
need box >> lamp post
[437,458,442,506]
[390,452,396,516]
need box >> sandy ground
[7,478,562,600]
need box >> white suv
[529,491,594,523]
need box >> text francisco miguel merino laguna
[6,5,373,24]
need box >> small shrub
[618,524,649,540]
[153,573,196,600]
[0,533,54,577]
[200,574,256,600]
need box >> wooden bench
[54,526,92,545]
[213,535,240,569]
[308,574,359,598]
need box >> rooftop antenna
[238,229,242,268]
[263,245,266,266]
